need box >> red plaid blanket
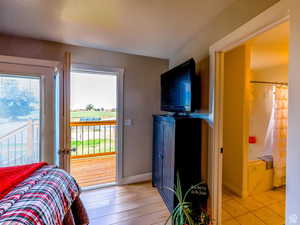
[0,165,80,225]
[0,162,47,200]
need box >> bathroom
[222,22,288,224]
[247,22,288,196]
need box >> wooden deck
[70,155,116,187]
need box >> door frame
[71,63,124,186]
[0,55,60,164]
[208,1,289,224]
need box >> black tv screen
[161,58,199,112]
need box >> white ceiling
[249,22,289,70]
[0,0,237,59]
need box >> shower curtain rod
[250,81,288,86]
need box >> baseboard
[121,172,152,185]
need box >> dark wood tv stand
[152,114,205,212]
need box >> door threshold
[81,182,117,192]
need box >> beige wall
[0,34,169,178]
[223,45,250,197]
[287,0,300,222]
[197,57,210,181]
[169,0,279,67]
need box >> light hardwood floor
[80,180,285,225]
[70,155,116,187]
[80,182,170,225]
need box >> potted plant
[164,174,212,225]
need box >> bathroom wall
[223,44,251,197]
[251,65,288,83]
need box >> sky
[71,72,117,110]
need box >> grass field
[71,138,115,156]
[70,110,116,156]
[71,111,116,120]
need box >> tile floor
[222,187,285,225]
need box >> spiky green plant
[164,174,211,225]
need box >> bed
[0,163,89,225]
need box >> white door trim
[208,1,289,224]
[71,63,125,185]
[59,53,72,172]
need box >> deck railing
[70,120,116,159]
[0,120,116,166]
[0,120,40,167]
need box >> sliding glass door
[0,62,56,166]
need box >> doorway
[221,21,288,225]
[69,64,123,188]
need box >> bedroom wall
[0,34,169,179]
[169,0,279,67]
[287,0,300,223]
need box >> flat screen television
[161,58,200,113]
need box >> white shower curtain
[264,85,288,187]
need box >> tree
[85,104,95,111]
[0,79,37,121]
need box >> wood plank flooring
[80,182,170,225]
[70,155,116,187]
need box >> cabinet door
[161,120,175,211]
[153,118,164,189]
